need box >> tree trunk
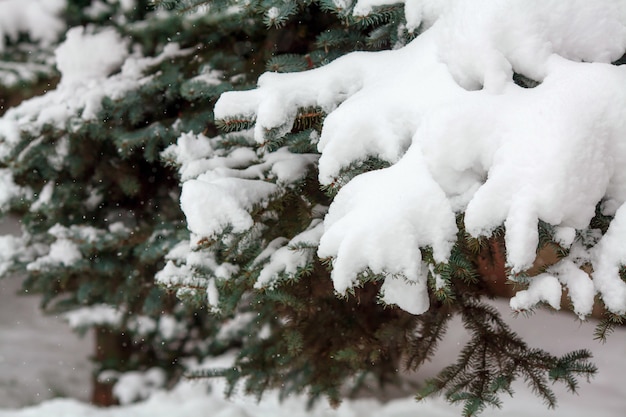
[91,326,132,406]
[475,236,606,318]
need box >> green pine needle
[594,312,625,342]
[216,116,257,132]
[266,54,310,73]
[417,300,597,416]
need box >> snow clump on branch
[189,0,626,316]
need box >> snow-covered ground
[0,217,92,408]
[0,276,93,408]
[0,287,624,416]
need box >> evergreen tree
[157,0,622,415]
[1,0,625,416]
[0,0,270,405]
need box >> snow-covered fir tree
[0,0,275,405]
[1,0,625,415]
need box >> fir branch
[210,134,255,151]
[263,1,298,28]
[366,24,395,49]
[537,220,554,250]
[216,116,257,133]
[549,350,596,393]
[512,72,541,89]
[406,307,452,370]
[284,129,320,154]
[293,106,325,132]
[418,300,596,416]
[150,0,179,10]
[318,0,354,19]
[447,245,480,285]
[589,201,612,234]
[594,312,625,342]
[287,241,319,251]
[266,54,309,73]
[321,156,391,196]
[261,124,291,143]
[181,78,233,100]
[260,135,286,152]
[150,0,211,14]
[283,329,304,355]
[349,4,403,28]
[184,365,241,380]
[464,233,489,255]
[428,265,455,303]
[316,29,366,54]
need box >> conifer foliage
[0,0,624,415]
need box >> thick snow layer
[548,260,595,318]
[181,177,277,237]
[64,305,123,329]
[214,0,626,315]
[55,27,129,85]
[509,274,561,311]
[2,299,626,416]
[25,239,82,271]
[317,144,457,314]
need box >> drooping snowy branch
[161,129,321,309]
[209,0,626,316]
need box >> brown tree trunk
[91,326,132,406]
[474,236,606,318]
[475,237,516,298]
[0,77,59,116]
